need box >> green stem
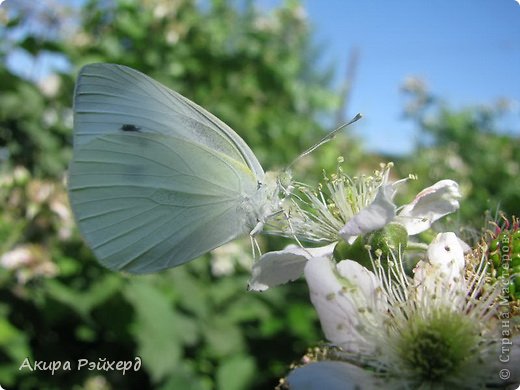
[406,242,428,252]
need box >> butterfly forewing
[73,63,264,178]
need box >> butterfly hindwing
[68,132,258,273]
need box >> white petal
[339,184,396,241]
[303,243,337,258]
[395,180,461,235]
[287,361,384,390]
[413,232,466,300]
[426,232,465,274]
[457,237,471,253]
[304,257,379,351]
[247,244,334,291]
[336,260,387,313]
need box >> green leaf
[203,318,244,358]
[169,266,209,318]
[287,303,318,340]
[225,295,271,323]
[123,279,198,383]
[44,273,123,320]
[158,362,212,390]
[0,315,31,363]
[216,354,256,390]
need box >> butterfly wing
[73,63,264,179]
[68,132,258,273]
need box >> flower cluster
[0,166,71,284]
[249,161,461,291]
[250,161,519,389]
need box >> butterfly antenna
[287,113,362,170]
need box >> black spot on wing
[120,124,141,132]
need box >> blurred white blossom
[38,73,61,98]
[1,244,58,284]
[211,241,252,277]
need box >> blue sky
[286,0,520,154]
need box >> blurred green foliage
[0,0,519,389]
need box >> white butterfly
[68,63,283,273]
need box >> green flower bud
[512,254,520,268]
[489,238,500,253]
[485,216,520,300]
[333,236,371,268]
[490,252,501,268]
[334,223,408,273]
[365,222,408,258]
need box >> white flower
[283,161,395,244]
[340,178,461,242]
[1,244,58,284]
[249,163,461,291]
[1,246,33,269]
[38,74,61,98]
[210,241,252,277]
[285,233,519,389]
